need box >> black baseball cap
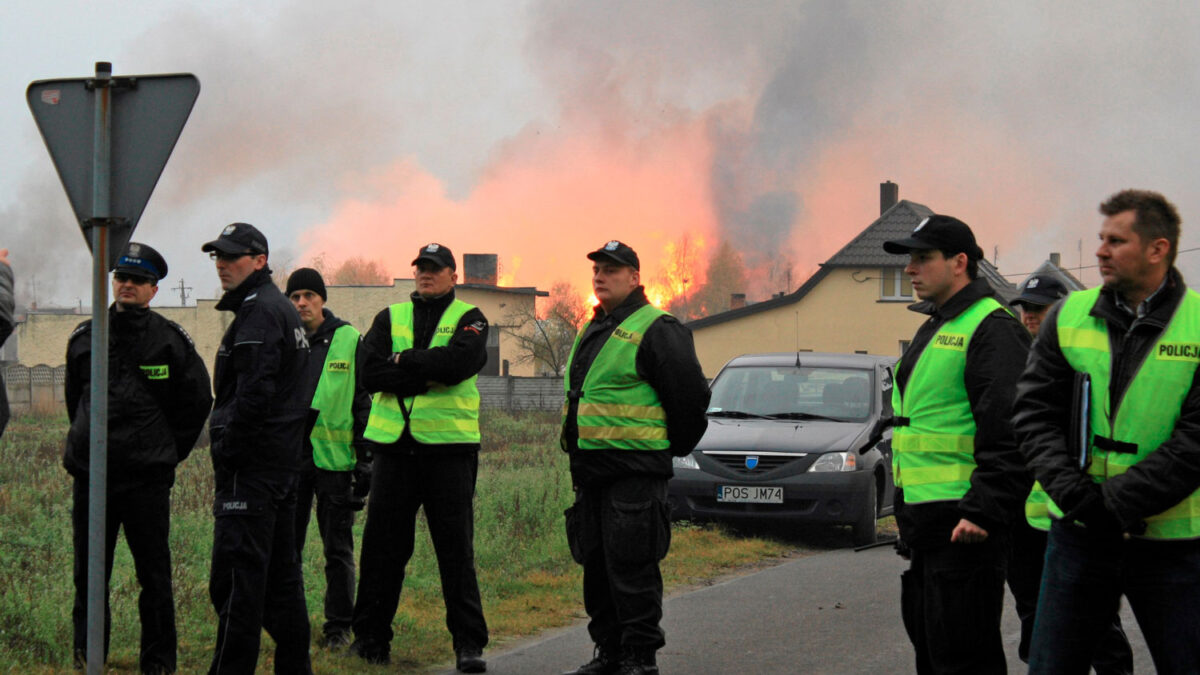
[411,243,456,270]
[201,222,269,256]
[114,242,167,282]
[1011,274,1068,308]
[587,240,640,270]
[882,215,984,260]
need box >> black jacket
[0,260,12,439]
[1013,268,1200,533]
[561,287,710,487]
[63,304,213,484]
[361,288,489,455]
[894,278,1032,547]
[210,269,311,474]
[298,308,372,470]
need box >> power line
[997,246,1200,280]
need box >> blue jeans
[1031,520,1200,675]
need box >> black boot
[456,645,487,673]
[562,644,621,675]
[615,648,659,675]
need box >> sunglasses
[209,251,253,262]
[113,272,153,285]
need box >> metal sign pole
[85,60,112,675]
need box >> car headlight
[808,451,857,472]
[673,454,700,471]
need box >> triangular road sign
[27,73,200,267]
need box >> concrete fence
[2,366,563,416]
[4,364,67,415]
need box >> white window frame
[880,268,913,301]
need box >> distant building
[686,182,1017,377]
[15,258,548,377]
[1018,252,1087,294]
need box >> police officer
[351,243,490,673]
[285,267,372,649]
[0,247,12,439]
[1014,190,1200,673]
[1010,274,1068,339]
[202,223,313,674]
[560,241,709,675]
[1007,274,1134,671]
[882,217,1031,674]
[63,242,212,673]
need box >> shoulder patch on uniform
[166,320,196,348]
[463,320,486,335]
[69,320,92,341]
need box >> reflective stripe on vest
[892,296,1005,504]
[363,300,481,445]
[1047,286,1200,539]
[310,323,361,471]
[564,304,670,451]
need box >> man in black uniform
[0,247,12,440]
[202,223,313,674]
[351,243,490,673]
[286,267,372,649]
[63,242,212,674]
[560,241,709,675]
[882,217,1031,674]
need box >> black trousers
[900,535,1008,675]
[71,476,176,673]
[352,451,488,652]
[208,469,312,675]
[1006,520,1133,672]
[294,467,357,637]
[567,476,671,653]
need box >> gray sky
[5,1,1200,307]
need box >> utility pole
[174,277,192,306]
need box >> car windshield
[707,365,874,421]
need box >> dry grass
[0,411,818,673]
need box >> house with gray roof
[686,182,1018,376]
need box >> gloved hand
[1064,487,1123,536]
[349,462,372,511]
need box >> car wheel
[851,477,879,547]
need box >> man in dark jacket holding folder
[884,217,1031,675]
[1006,275,1133,672]
[1014,190,1200,674]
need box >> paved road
[440,545,1152,674]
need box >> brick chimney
[463,254,498,285]
[880,181,899,215]
[730,293,746,309]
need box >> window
[880,268,913,301]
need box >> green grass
[0,410,803,673]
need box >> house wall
[690,268,925,377]
[14,279,541,377]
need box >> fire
[298,107,725,310]
[640,235,707,313]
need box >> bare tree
[328,256,390,285]
[503,280,589,376]
[692,240,748,317]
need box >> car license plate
[716,485,783,503]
